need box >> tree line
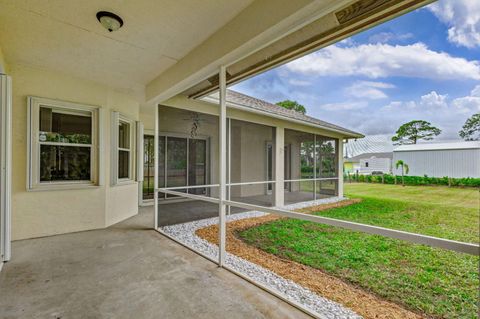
[391,113,479,145]
[275,100,479,143]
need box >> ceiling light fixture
[96,11,123,32]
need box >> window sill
[27,183,100,192]
[111,180,138,187]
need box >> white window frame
[27,96,101,191]
[111,112,135,185]
[1,74,12,262]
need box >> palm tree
[395,160,409,186]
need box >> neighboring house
[393,142,480,178]
[344,152,393,175]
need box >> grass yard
[239,184,480,318]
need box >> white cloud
[451,96,480,113]
[449,85,480,114]
[346,81,395,100]
[318,101,368,111]
[419,91,448,109]
[382,91,474,113]
[285,43,480,80]
[338,38,356,47]
[384,100,417,110]
[368,32,413,44]
[427,0,480,48]
[377,90,479,137]
[471,84,480,97]
[310,89,480,139]
[288,79,311,86]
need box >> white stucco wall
[140,96,344,203]
[0,46,8,74]
[10,63,139,240]
[236,120,274,197]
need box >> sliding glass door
[188,139,207,195]
[166,137,187,197]
[143,134,208,201]
[142,135,155,200]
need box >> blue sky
[232,0,480,141]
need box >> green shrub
[344,173,480,187]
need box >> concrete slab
[156,192,332,226]
[0,207,312,319]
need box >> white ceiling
[0,0,254,98]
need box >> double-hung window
[111,112,135,184]
[27,97,100,190]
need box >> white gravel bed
[160,197,362,319]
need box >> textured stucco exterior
[0,46,8,74]
[10,63,140,240]
[150,102,323,200]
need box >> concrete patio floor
[157,191,330,226]
[0,207,311,319]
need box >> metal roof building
[344,135,394,158]
[393,141,480,178]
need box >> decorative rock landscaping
[160,198,362,319]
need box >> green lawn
[239,184,480,318]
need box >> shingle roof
[204,90,363,138]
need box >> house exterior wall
[343,162,354,174]
[359,158,391,174]
[10,63,140,240]
[0,46,8,74]
[393,149,480,178]
[162,95,345,140]
[284,133,302,192]
[237,121,274,197]
[154,97,341,201]
[154,107,277,199]
[157,105,219,197]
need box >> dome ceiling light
[96,11,123,32]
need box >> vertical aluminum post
[218,66,227,266]
[227,118,232,215]
[274,126,284,207]
[313,134,317,200]
[337,139,344,198]
[154,105,159,229]
[0,75,12,262]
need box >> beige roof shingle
[204,90,363,138]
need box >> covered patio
[0,207,310,319]
[0,1,456,318]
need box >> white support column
[337,139,344,198]
[0,74,12,262]
[227,118,231,215]
[218,66,227,266]
[274,126,284,207]
[154,105,159,229]
[313,134,317,200]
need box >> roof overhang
[146,0,435,103]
